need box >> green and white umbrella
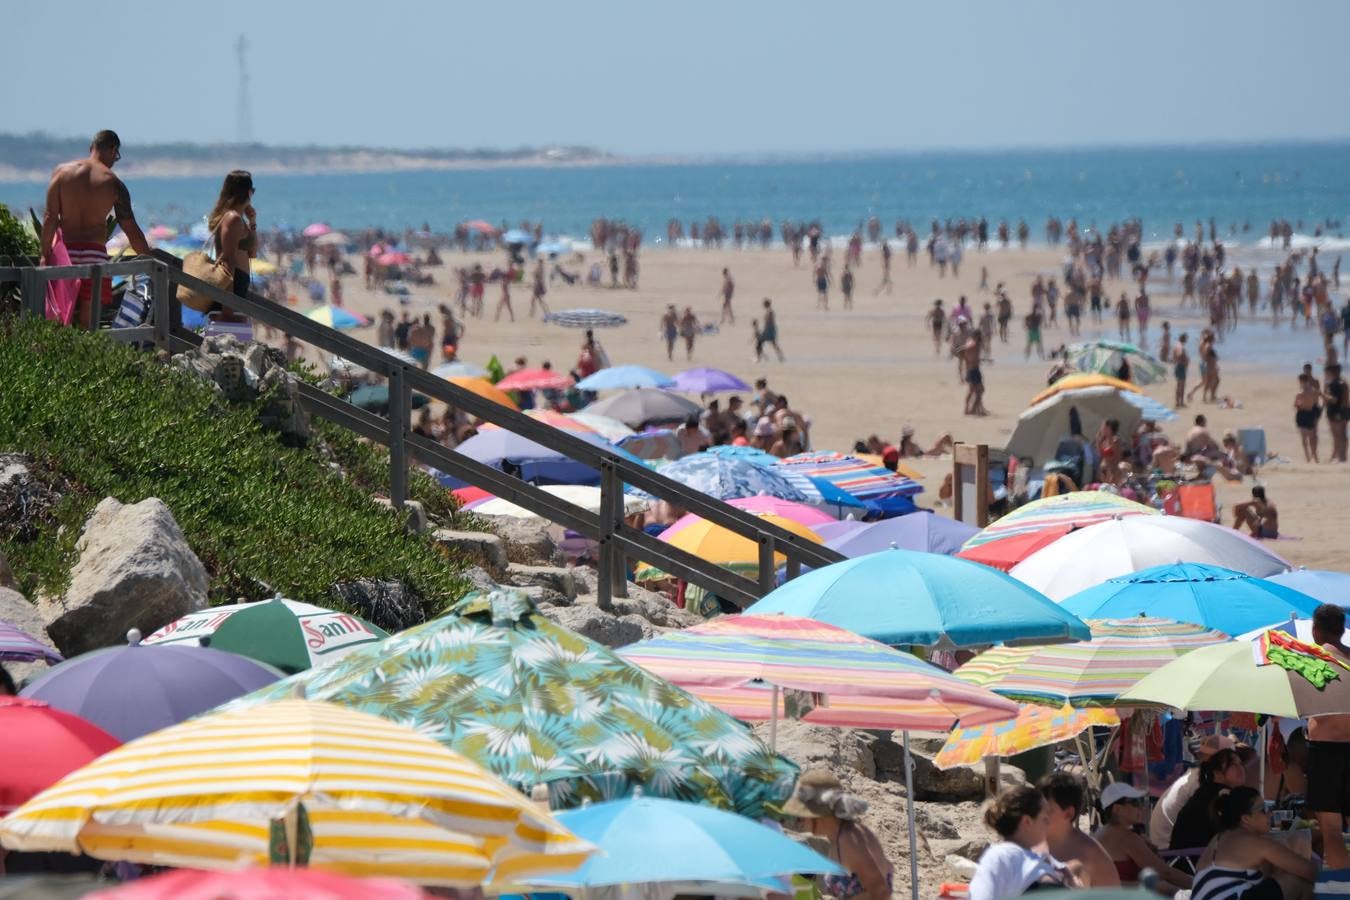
[142,598,388,675]
[1065,340,1168,385]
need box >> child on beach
[1024,308,1045,359]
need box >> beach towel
[43,230,76,325]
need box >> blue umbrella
[502,229,533,245]
[747,548,1091,648]
[576,365,675,391]
[19,633,282,742]
[449,429,642,487]
[1265,568,1350,607]
[699,446,864,515]
[519,796,841,894]
[543,308,629,329]
[1060,562,1324,636]
[653,453,809,503]
[671,367,751,393]
[536,241,570,256]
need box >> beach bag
[113,275,151,328]
[178,228,231,312]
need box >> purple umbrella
[0,619,62,665]
[811,519,871,543]
[825,513,979,557]
[19,631,282,741]
[671,367,751,393]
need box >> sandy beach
[294,241,1342,571]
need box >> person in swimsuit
[207,170,257,315]
[1191,787,1315,900]
[1092,782,1191,893]
[1325,362,1348,462]
[758,298,785,361]
[660,305,679,361]
[1038,773,1119,889]
[971,785,1078,900]
[1294,373,1322,463]
[781,769,894,900]
[1233,485,1279,539]
[678,306,699,360]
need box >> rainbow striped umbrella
[935,703,1120,769]
[620,614,1018,732]
[778,452,923,499]
[955,617,1228,708]
[961,490,1159,550]
[0,620,61,665]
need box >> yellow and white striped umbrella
[0,699,593,886]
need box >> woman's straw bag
[177,229,231,312]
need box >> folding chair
[1176,483,1218,523]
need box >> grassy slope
[0,316,469,615]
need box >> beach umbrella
[822,513,980,557]
[582,388,701,428]
[146,225,177,242]
[957,525,1077,573]
[376,251,413,267]
[955,617,1229,708]
[1266,568,1350,607]
[575,364,675,391]
[1031,373,1144,404]
[86,867,431,899]
[501,229,533,245]
[312,231,352,248]
[478,408,600,435]
[1058,563,1321,636]
[652,453,810,503]
[935,704,1120,770]
[519,795,842,899]
[1009,517,1292,601]
[141,597,388,675]
[249,259,278,276]
[302,223,332,238]
[722,495,837,527]
[0,699,594,886]
[810,518,869,541]
[465,484,648,519]
[543,308,628,329]
[1240,616,1314,642]
[565,411,636,441]
[432,360,489,379]
[635,512,823,582]
[19,635,282,742]
[463,219,497,234]
[746,548,1091,648]
[620,614,1017,732]
[0,620,62,665]
[961,490,1159,550]
[222,590,799,817]
[306,305,369,330]
[451,429,633,486]
[616,428,682,461]
[671,367,751,393]
[377,346,421,367]
[1064,340,1168,385]
[536,240,571,256]
[0,698,120,815]
[778,451,924,500]
[1006,385,1175,466]
[344,384,431,414]
[447,375,520,410]
[496,368,574,392]
[1119,631,1350,717]
[699,446,835,509]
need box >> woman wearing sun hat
[781,770,894,900]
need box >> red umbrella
[451,486,493,507]
[1,697,120,813]
[956,524,1074,573]
[463,219,497,235]
[496,368,574,391]
[376,251,412,267]
[87,866,430,899]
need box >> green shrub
[0,316,470,616]
[0,203,38,261]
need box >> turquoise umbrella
[576,365,675,391]
[746,548,1090,648]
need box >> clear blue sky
[10,0,1350,156]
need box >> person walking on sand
[679,306,699,360]
[926,299,946,356]
[1024,307,1045,359]
[495,266,515,322]
[40,130,152,329]
[530,259,549,317]
[962,329,987,416]
[719,267,735,325]
[875,239,893,294]
[1173,332,1190,408]
[814,258,831,310]
[660,304,679,361]
[841,264,855,310]
[1115,293,1132,341]
[1325,362,1348,463]
[757,298,785,362]
[1295,372,1322,462]
[996,290,1013,343]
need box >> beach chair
[1237,428,1267,466]
[1175,483,1218,523]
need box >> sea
[5,142,1350,250]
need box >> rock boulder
[42,497,209,656]
[328,579,425,633]
[539,604,652,648]
[477,515,559,566]
[433,529,507,575]
[172,337,310,444]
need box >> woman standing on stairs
[207,170,257,313]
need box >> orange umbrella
[447,377,519,411]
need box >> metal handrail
[5,254,845,609]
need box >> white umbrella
[468,485,648,519]
[1009,516,1291,601]
[312,231,352,247]
[1006,385,1173,466]
[566,412,637,442]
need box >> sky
[9,0,1350,157]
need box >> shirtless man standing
[1308,604,1350,869]
[719,267,735,325]
[961,329,986,416]
[40,130,151,328]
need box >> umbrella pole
[904,730,920,900]
[770,685,780,752]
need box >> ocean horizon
[6,140,1350,247]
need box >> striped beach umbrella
[0,620,61,665]
[778,452,923,499]
[466,484,648,519]
[0,699,594,887]
[306,305,369,330]
[543,308,628,329]
[620,614,1017,732]
[955,617,1228,708]
[935,704,1120,770]
[961,490,1159,550]
[1064,341,1168,385]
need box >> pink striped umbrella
[0,620,62,665]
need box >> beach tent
[1006,384,1174,466]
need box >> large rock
[754,721,877,779]
[477,515,559,566]
[41,498,209,656]
[434,529,507,575]
[374,498,428,533]
[505,564,576,601]
[328,579,425,633]
[571,570,702,628]
[539,604,652,648]
[171,336,310,444]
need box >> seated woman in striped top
[1191,787,1315,900]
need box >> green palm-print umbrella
[1065,340,1168,385]
[226,591,797,816]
